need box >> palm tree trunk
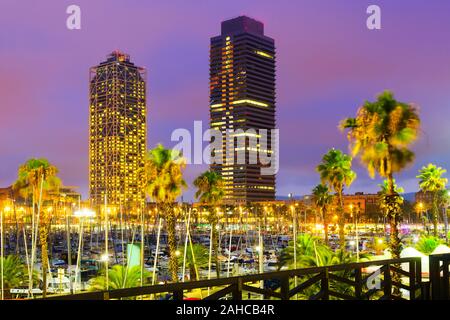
[443,207,449,244]
[386,174,401,259]
[166,205,178,282]
[40,212,50,298]
[432,193,438,238]
[338,190,345,250]
[322,208,329,246]
[211,219,220,279]
[386,172,402,296]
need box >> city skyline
[1,1,450,201]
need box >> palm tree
[312,184,334,245]
[177,244,209,281]
[436,189,450,243]
[279,234,369,299]
[193,170,224,278]
[278,234,331,269]
[317,149,356,249]
[89,265,150,295]
[417,164,448,237]
[13,158,61,297]
[144,144,187,282]
[340,91,420,259]
[0,255,29,298]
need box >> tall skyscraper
[89,51,147,208]
[210,16,276,204]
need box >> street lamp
[100,253,109,262]
[73,208,95,292]
[349,204,359,262]
[418,202,427,231]
[290,204,298,292]
[1,206,11,300]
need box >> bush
[415,235,442,255]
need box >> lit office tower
[89,51,147,208]
[210,16,276,204]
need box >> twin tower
[89,16,276,209]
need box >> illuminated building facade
[210,16,276,204]
[89,51,147,208]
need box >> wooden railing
[41,257,425,300]
[429,253,450,300]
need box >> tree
[417,164,448,237]
[278,234,331,269]
[312,184,334,245]
[1,255,28,294]
[177,244,209,281]
[436,189,450,243]
[144,144,187,282]
[193,170,224,279]
[279,234,369,299]
[13,158,61,297]
[341,91,420,259]
[89,265,150,295]
[317,149,356,249]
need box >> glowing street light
[100,253,109,262]
[74,208,96,218]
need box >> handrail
[429,253,450,300]
[39,256,425,300]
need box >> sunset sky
[1,0,450,201]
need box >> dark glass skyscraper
[210,16,276,204]
[89,51,147,209]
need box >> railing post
[443,260,449,300]
[383,264,392,299]
[429,254,441,300]
[280,276,290,300]
[232,278,242,300]
[409,258,423,301]
[355,268,362,300]
[321,268,329,300]
[173,289,184,300]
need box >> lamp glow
[74,208,96,218]
[100,253,109,262]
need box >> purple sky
[1,0,450,201]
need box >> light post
[290,204,298,298]
[1,205,11,300]
[418,202,426,231]
[356,206,360,261]
[349,204,359,261]
[73,208,95,292]
[105,195,110,290]
[445,192,450,243]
